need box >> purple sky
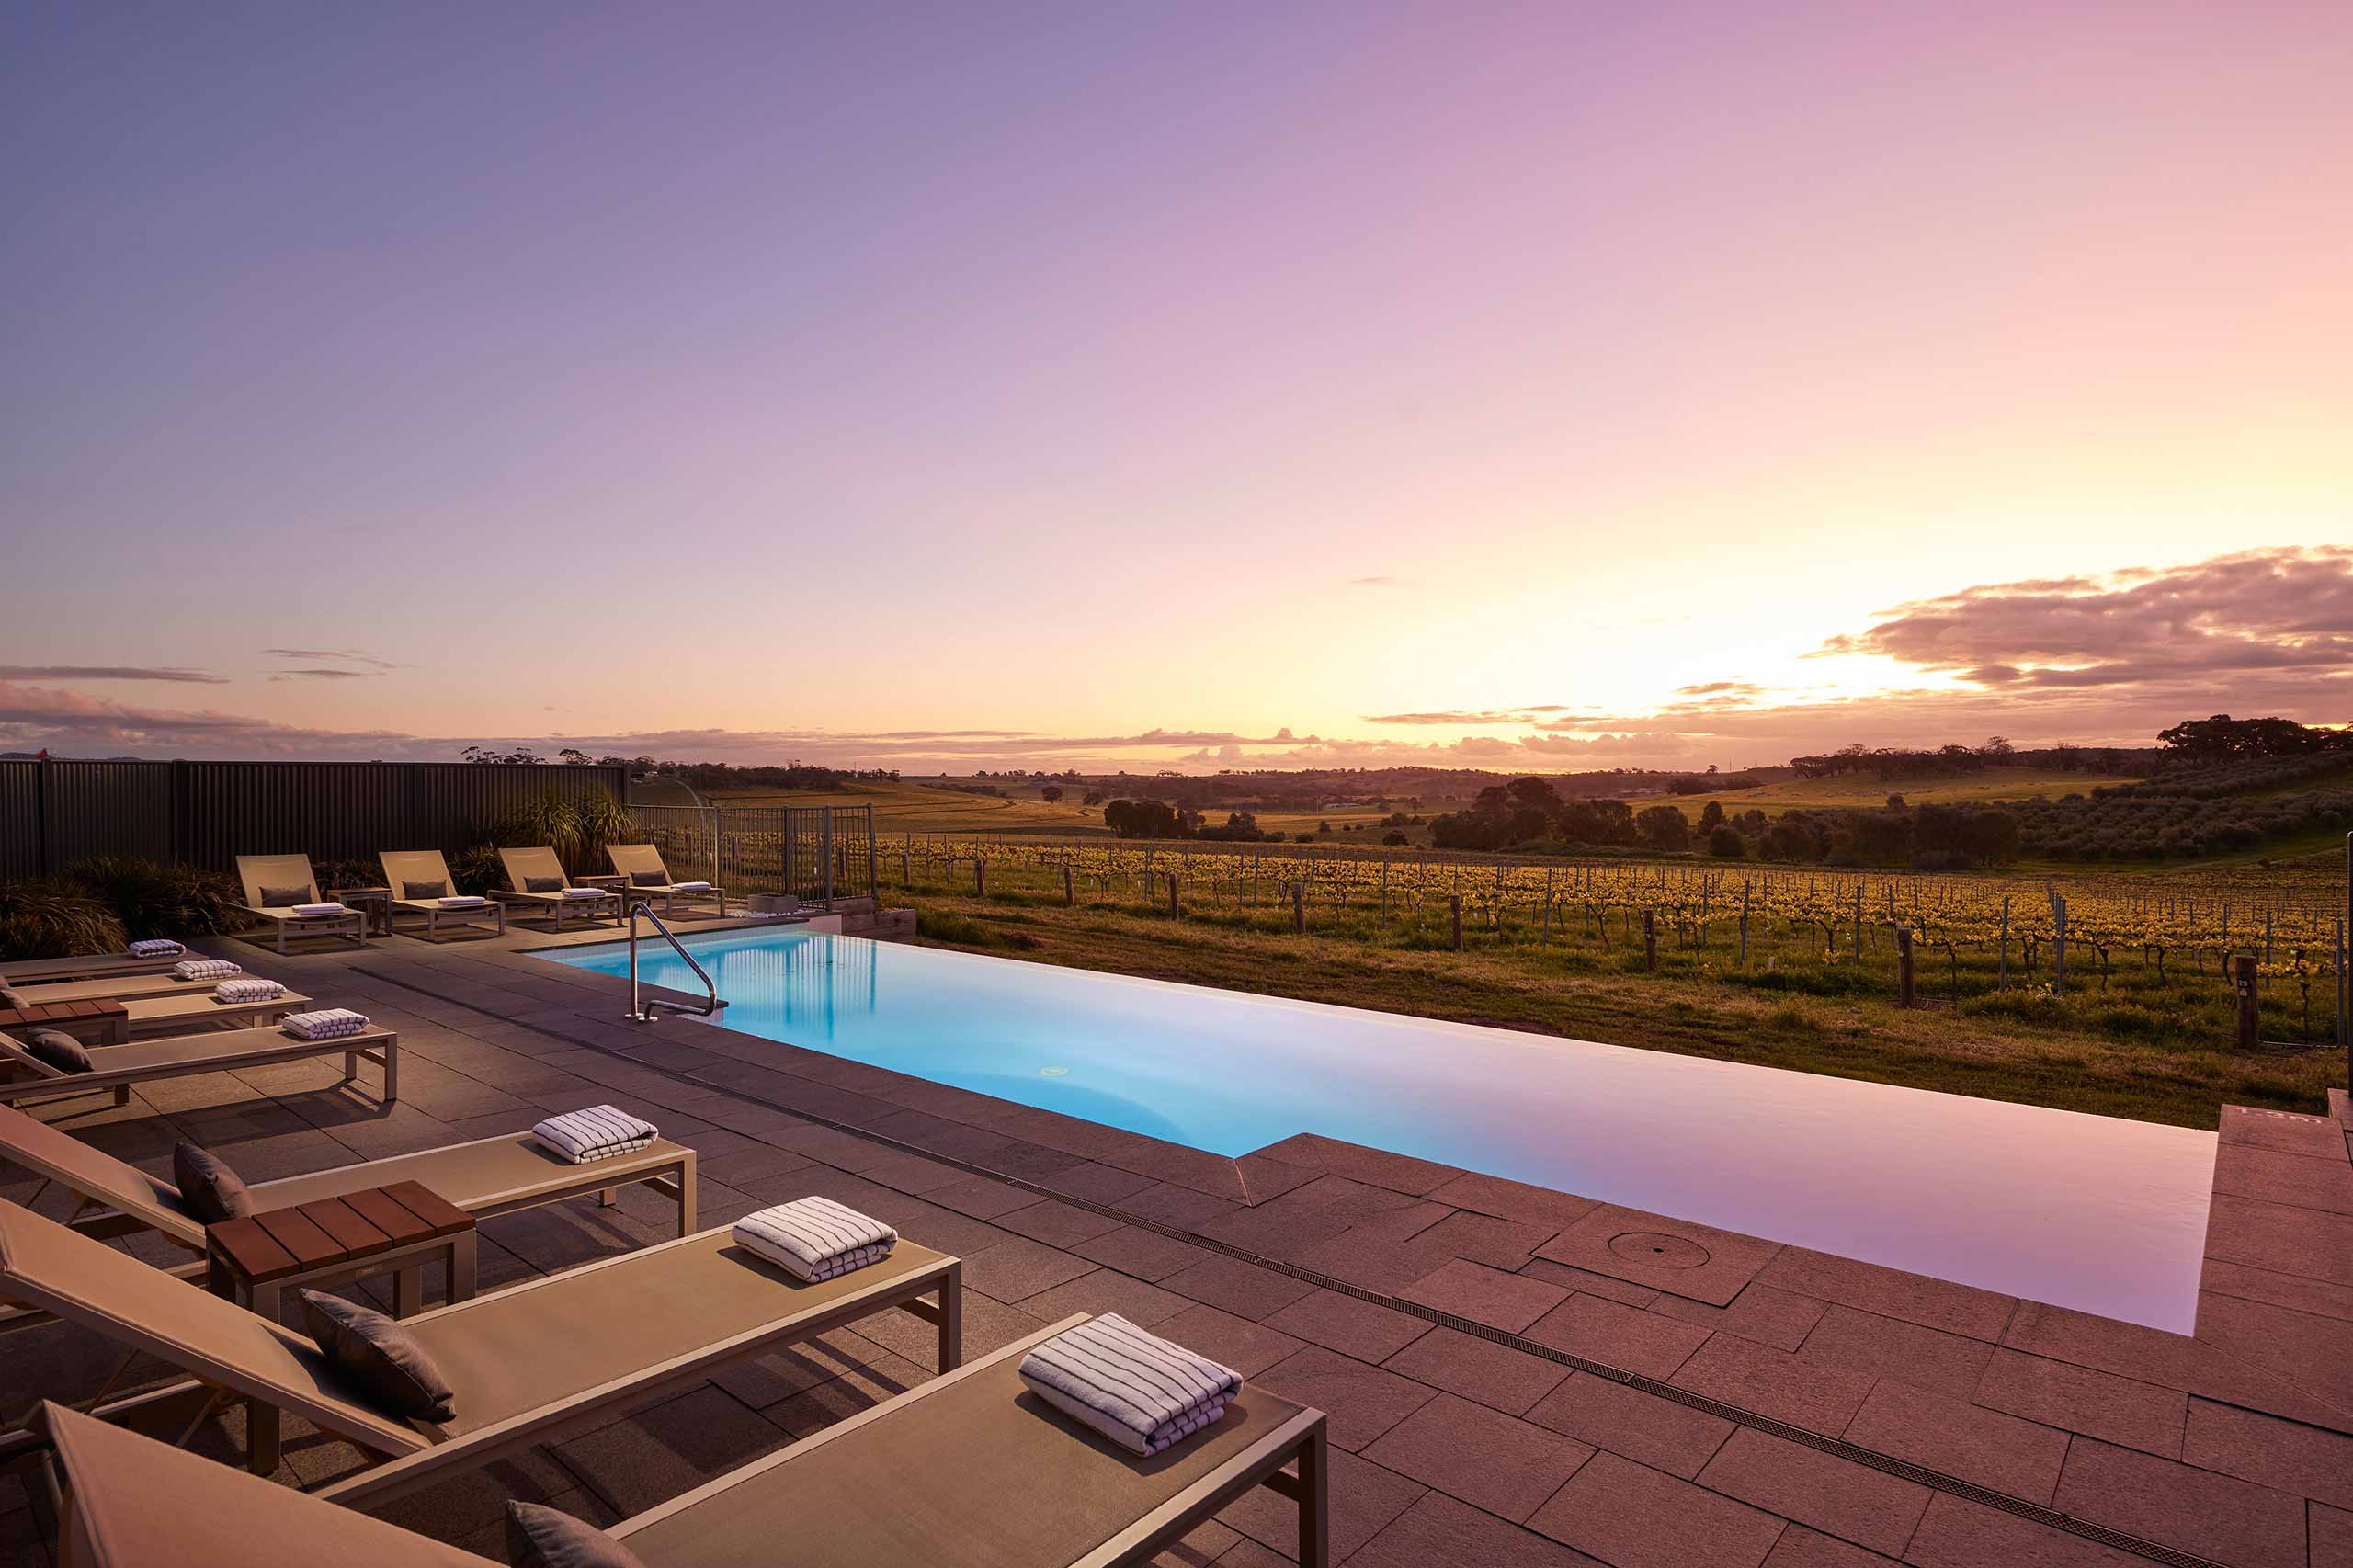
[5,4,2349,769]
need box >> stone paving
[4,916,2351,1567]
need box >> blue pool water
[541,927,2216,1331]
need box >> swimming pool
[541,927,2216,1331]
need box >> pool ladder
[624,900,722,1023]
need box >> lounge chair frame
[0,1022,395,1109]
[0,951,186,985]
[0,1104,695,1263]
[610,1313,1331,1568]
[603,842,727,918]
[378,851,508,941]
[494,846,620,931]
[0,1200,961,1492]
[233,856,369,956]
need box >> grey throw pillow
[23,1029,92,1074]
[524,875,565,893]
[258,883,311,908]
[299,1290,458,1423]
[506,1502,649,1568]
[173,1142,255,1221]
[631,870,666,888]
[403,879,448,900]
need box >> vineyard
[879,835,2353,1051]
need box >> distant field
[1652,766,2138,821]
[706,778,1112,836]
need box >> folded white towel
[530,1105,659,1163]
[292,902,348,916]
[214,977,286,1003]
[173,958,243,982]
[671,881,713,892]
[733,1197,897,1282]
[1018,1314,1242,1456]
[127,939,184,958]
[559,886,607,898]
[437,895,490,909]
[282,1007,370,1040]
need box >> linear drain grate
[364,966,2228,1568]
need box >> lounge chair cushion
[258,883,312,908]
[173,1143,256,1221]
[24,1029,93,1074]
[506,1502,648,1568]
[524,876,565,893]
[631,870,666,888]
[0,986,26,1010]
[402,879,448,900]
[299,1290,457,1423]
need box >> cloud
[267,668,371,682]
[260,647,406,671]
[1347,576,1399,588]
[0,665,225,684]
[1363,706,1578,726]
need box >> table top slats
[342,1187,436,1244]
[208,1217,301,1280]
[297,1197,394,1259]
[252,1207,345,1271]
[380,1180,472,1238]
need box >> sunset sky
[5,3,2349,772]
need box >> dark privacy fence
[0,759,630,878]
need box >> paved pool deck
[4,916,2349,1568]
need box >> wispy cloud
[0,665,225,685]
[1346,575,1399,588]
[260,647,406,671]
[267,668,371,682]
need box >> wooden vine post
[1643,909,1658,972]
[1449,895,1463,952]
[2234,953,2259,1051]
[1291,881,1306,935]
[1893,924,1915,1008]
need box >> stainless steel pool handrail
[624,900,722,1023]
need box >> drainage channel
[366,967,2224,1568]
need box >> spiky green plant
[64,856,249,940]
[0,880,129,959]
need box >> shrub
[464,785,632,873]
[0,880,127,958]
[915,909,993,947]
[445,844,506,895]
[1706,826,1745,858]
[64,856,249,940]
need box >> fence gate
[625,803,874,908]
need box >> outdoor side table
[328,885,396,939]
[206,1179,476,1323]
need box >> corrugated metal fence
[628,803,875,907]
[0,759,630,877]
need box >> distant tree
[1707,825,1745,858]
[1885,794,1906,810]
[1040,785,1063,802]
[1381,830,1408,846]
[461,744,544,765]
[1081,790,1107,806]
[1697,801,1727,832]
[1634,805,1690,851]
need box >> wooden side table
[328,885,396,938]
[208,1180,476,1471]
[206,1179,476,1323]
[0,997,129,1043]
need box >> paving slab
[1900,1492,2151,1567]
[1647,1281,1828,1351]
[1383,1325,1571,1415]
[2182,1395,2353,1508]
[1523,1291,1712,1381]
[1536,1203,1782,1306]
[1796,1304,1996,1402]
[1347,1491,1611,1568]
[1253,1345,1438,1451]
[1528,1449,1786,1568]
[2052,1434,2307,1568]
[1524,1370,1735,1480]
[1262,1288,1434,1363]
[1841,1377,2068,1505]
[1752,1245,2017,1341]
[1669,1331,1877,1436]
[1697,1426,1931,1559]
[1399,1257,1570,1333]
[1360,1391,1596,1522]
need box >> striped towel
[292,902,348,916]
[672,881,713,892]
[173,958,244,982]
[214,977,286,1003]
[437,894,490,908]
[1018,1314,1242,1456]
[559,886,607,898]
[128,939,184,958]
[530,1105,659,1163]
[733,1197,897,1282]
[282,1008,370,1040]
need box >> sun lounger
[0,950,187,986]
[233,856,369,955]
[0,1199,961,1489]
[0,1103,695,1265]
[494,846,620,930]
[378,851,507,941]
[2,984,313,1045]
[605,841,728,917]
[4,967,270,1005]
[28,1310,1328,1568]
[0,1019,394,1108]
